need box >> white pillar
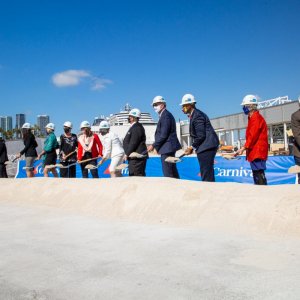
[269,125,273,144]
[231,130,235,146]
[283,123,288,151]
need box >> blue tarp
[15,156,298,185]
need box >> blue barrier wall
[16,156,298,184]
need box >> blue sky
[0,0,299,133]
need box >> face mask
[64,128,70,134]
[154,104,163,113]
[243,105,250,115]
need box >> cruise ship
[91,104,158,144]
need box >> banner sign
[15,156,298,185]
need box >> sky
[0,0,300,134]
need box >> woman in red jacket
[236,95,268,185]
[78,121,103,178]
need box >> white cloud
[91,77,113,91]
[52,69,112,91]
[52,70,90,87]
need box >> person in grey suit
[180,93,219,182]
[291,98,300,184]
[148,96,181,178]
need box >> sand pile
[1,177,299,237]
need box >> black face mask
[64,128,71,134]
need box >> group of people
[1,93,299,185]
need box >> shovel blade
[85,164,96,170]
[115,163,128,170]
[129,152,145,158]
[165,156,181,163]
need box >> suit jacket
[189,108,219,154]
[123,122,148,158]
[291,109,300,157]
[153,109,181,154]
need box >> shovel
[165,153,186,164]
[221,153,241,160]
[129,150,148,158]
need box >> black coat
[20,133,38,157]
[123,122,148,157]
[0,140,8,163]
[153,109,181,154]
[189,108,219,153]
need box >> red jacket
[77,134,103,160]
[245,111,268,162]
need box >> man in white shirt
[98,121,125,177]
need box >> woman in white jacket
[98,121,125,177]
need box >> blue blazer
[153,109,181,155]
[189,108,219,153]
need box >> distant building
[16,114,26,129]
[37,115,50,136]
[91,104,159,145]
[0,116,13,131]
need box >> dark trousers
[60,161,76,178]
[80,153,98,178]
[197,148,217,182]
[252,170,267,185]
[294,156,300,184]
[0,163,8,178]
[161,152,180,179]
[128,158,147,176]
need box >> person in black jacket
[180,94,219,182]
[16,123,38,177]
[0,133,8,178]
[123,108,148,176]
[59,121,78,178]
[148,96,181,178]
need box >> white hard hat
[99,120,110,129]
[80,121,91,129]
[129,108,141,118]
[241,94,258,106]
[152,95,166,106]
[22,122,31,129]
[45,123,55,131]
[63,121,72,129]
[179,94,196,106]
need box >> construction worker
[147,96,181,178]
[98,120,125,177]
[123,108,148,176]
[16,123,38,177]
[37,123,59,178]
[235,94,268,185]
[291,97,300,184]
[180,94,219,182]
[78,121,103,178]
[0,133,8,178]
[59,121,78,178]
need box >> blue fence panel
[15,156,298,185]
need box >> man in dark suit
[148,96,181,178]
[123,108,148,176]
[181,94,219,182]
[291,98,300,184]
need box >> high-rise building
[16,113,26,129]
[37,115,50,136]
[0,116,13,131]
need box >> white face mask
[154,104,163,113]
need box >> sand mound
[1,177,299,237]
